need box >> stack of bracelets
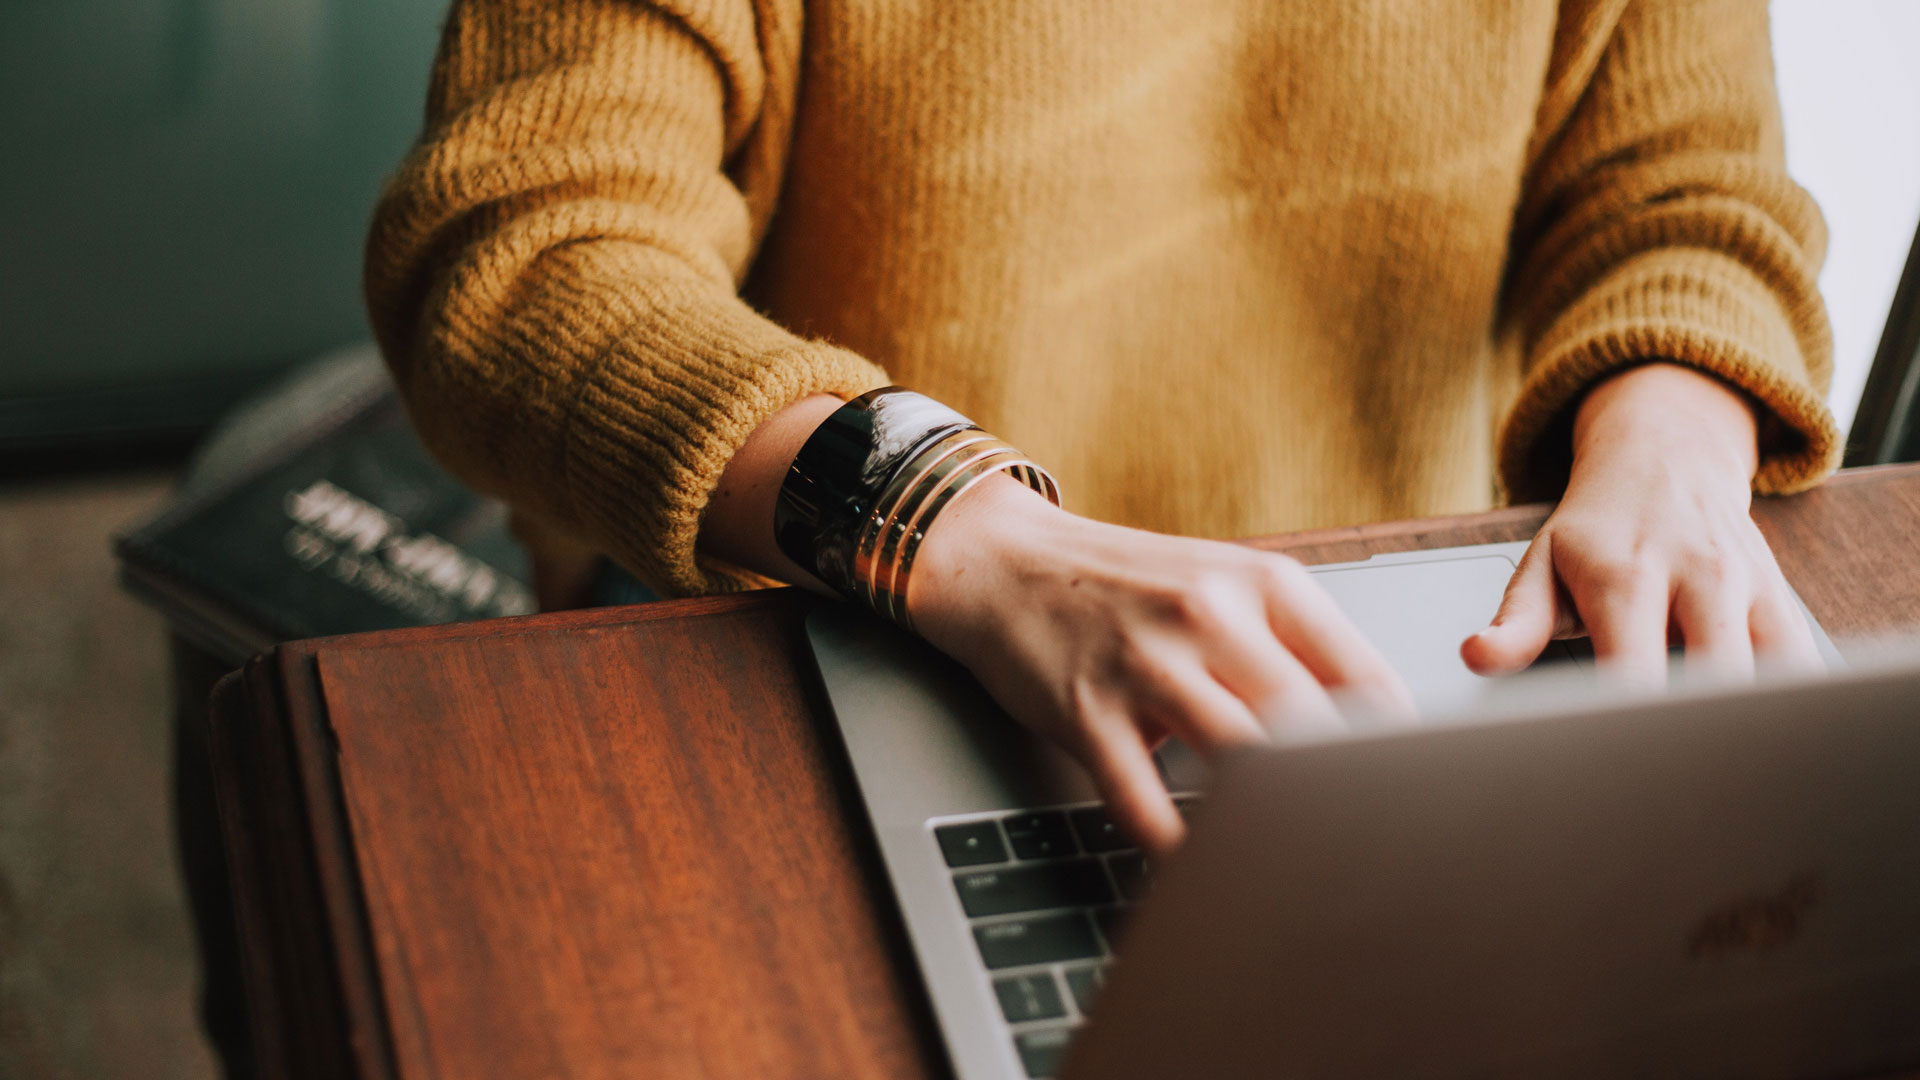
[774,387,1061,631]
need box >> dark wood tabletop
[208,463,1920,1080]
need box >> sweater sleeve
[1496,0,1840,503]
[364,0,888,596]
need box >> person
[365,0,1837,856]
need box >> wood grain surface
[313,599,942,1080]
[211,464,1920,1080]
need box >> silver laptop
[804,541,1915,1079]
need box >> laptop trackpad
[1311,553,1581,714]
[1161,552,1572,789]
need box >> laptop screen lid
[1062,652,1920,1080]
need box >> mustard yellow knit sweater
[365,0,1838,597]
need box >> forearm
[696,393,846,591]
[1497,0,1836,503]
[367,0,887,597]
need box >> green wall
[0,0,446,436]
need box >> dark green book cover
[116,393,535,664]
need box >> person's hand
[1463,362,1822,684]
[909,477,1414,856]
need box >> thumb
[1462,534,1564,676]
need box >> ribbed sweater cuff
[562,303,888,597]
[1498,247,1841,504]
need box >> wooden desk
[209,464,1920,1080]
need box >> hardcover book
[116,380,535,666]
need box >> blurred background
[0,3,448,1078]
[0,0,445,471]
[0,2,1916,1078]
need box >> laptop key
[1106,851,1150,902]
[993,972,1066,1023]
[1014,1025,1076,1078]
[954,859,1115,917]
[1068,806,1130,853]
[1002,811,1077,860]
[1092,905,1127,952]
[1064,964,1106,1015]
[935,821,1009,867]
[974,912,1102,969]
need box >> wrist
[770,387,1059,625]
[909,473,1070,630]
[1571,362,1759,484]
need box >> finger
[1671,575,1755,682]
[1258,673,1349,744]
[1750,585,1825,674]
[1235,644,1348,742]
[1736,525,1826,674]
[1074,718,1185,856]
[1128,656,1269,755]
[1184,598,1367,728]
[1258,562,1415,714]
[1135,714,1172,752]
[1580,570,1673,688]
[1462,533,1576,676]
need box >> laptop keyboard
[931,796,1198,1078]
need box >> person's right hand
[909,476,1414,856]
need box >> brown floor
[0,471,216,1080]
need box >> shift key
[974,912,1102,969]
[954,859,1114,917]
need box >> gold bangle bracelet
[852,440,1011,613]
[853,439,1058,630]
[888,453,1054,630]
[775,386,1060,615]
[872,446,1026,623]
[854,431,1006,602]
[863,439,1017,601]
[851,432,1002,611]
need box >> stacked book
[115,346,536,666]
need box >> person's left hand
[1462,361,1822,684]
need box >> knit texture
[366,0,1838,597]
